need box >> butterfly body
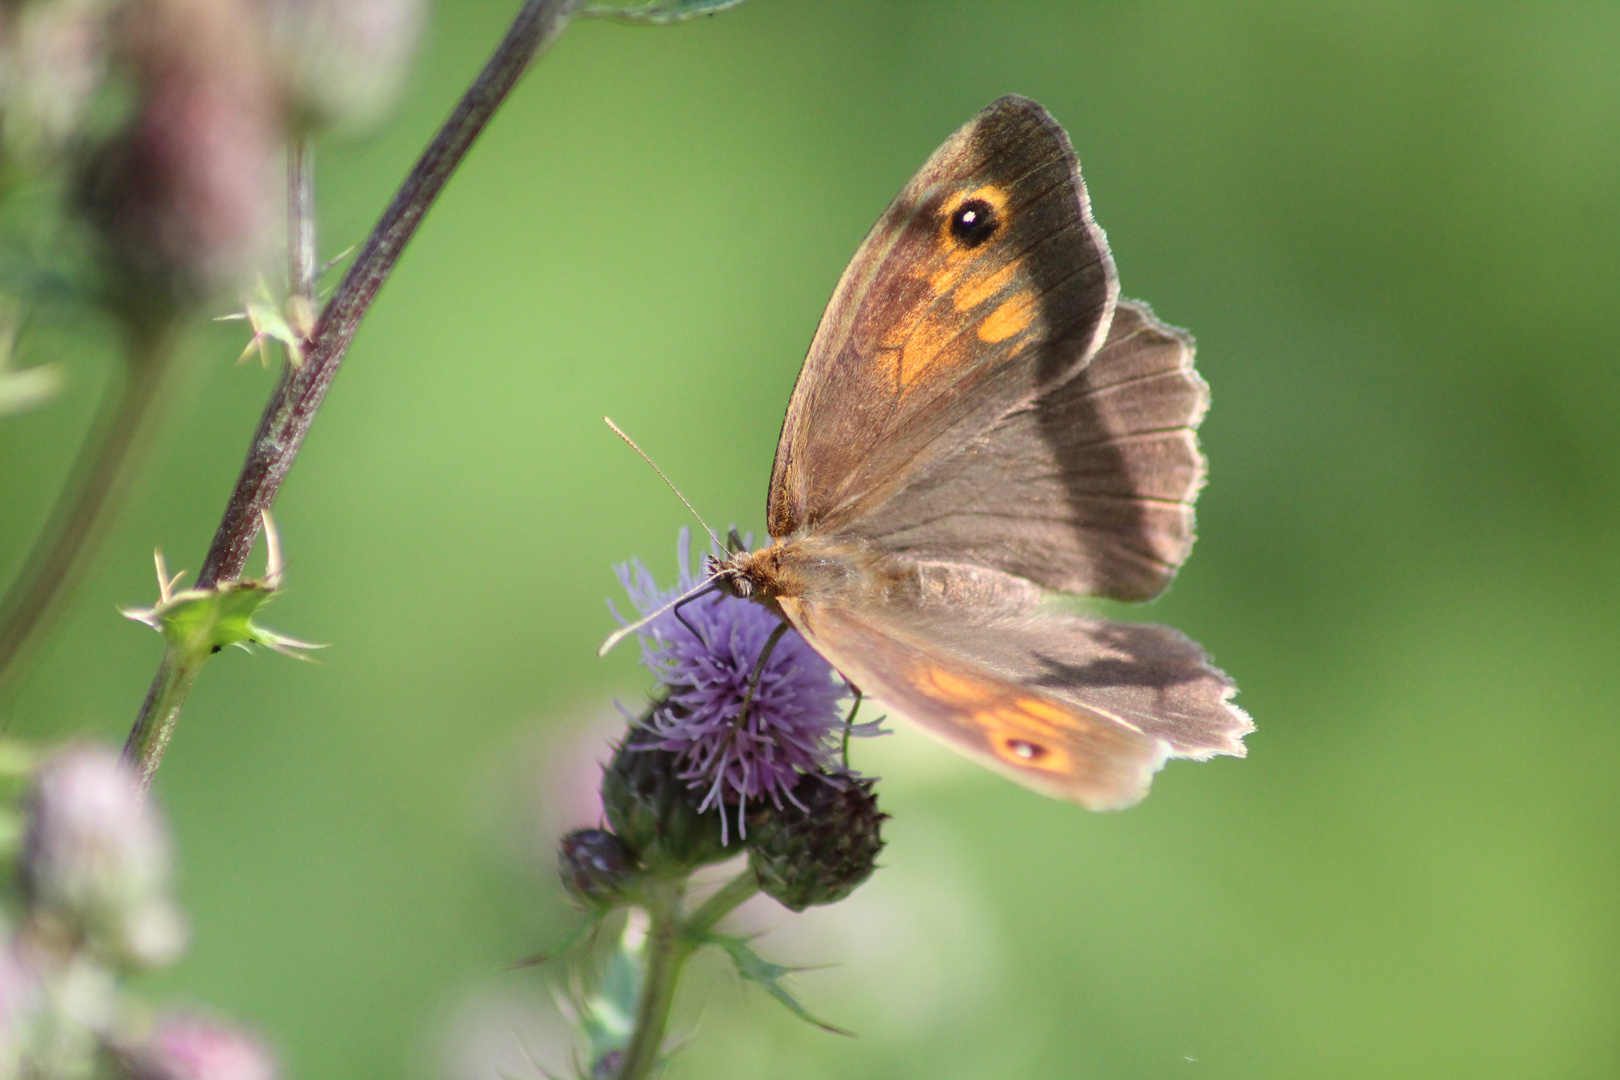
[705,95,1250,809]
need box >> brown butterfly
[679,96,1250,810]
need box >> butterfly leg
[839,687,863,769]
[670,584,720,645]
[735,619,790,729]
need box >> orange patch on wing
[928,252,973,296]
[897,314,965,388]
[904,654,1086,774]
[919,664,991,703]
[1012,697,1075,729]
[958,185,1009,216]
[953,260,1020,311]
[979,291,1036,343]
[982,712,1073,772]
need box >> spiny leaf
[0,303,60,416]
[122,512,320,661]
[217,279,314,368]
[694,931,850,1035]
[579,920,642,1064]
[582,0,747,26]
[507,915,604,969]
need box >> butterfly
[698,95,1251,810]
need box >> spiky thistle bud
[600,729,733,877]
[747,773,886,912]
[125,1013,278,1080]
[0,0,114,174]
[76,0,280,323]
[19,746,186,968]
[558,828,639,910]
[258,0,424,134]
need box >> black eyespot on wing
[1005,738,1048,762]
[948,198,998,248]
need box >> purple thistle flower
[612,530,881,834]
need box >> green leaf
[0,361,61,416]
[580,918,643,1065]
[507,915,603,968]
[0,301,60,416]
[122,514,320,662]
[582,0,747,26]
[217,279,314,368]
[694,931,851,1035]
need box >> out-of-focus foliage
[0,745,274,1080]
[2,2,1618,1079]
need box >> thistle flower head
[129,1014,277,1080]
[20,746,185,969]
[612,530,879,834]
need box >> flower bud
[747,774,885,912]
[0,0,114,173]
[76,0,280,321]
[600,728,733,877]
[258,0,424,133]
[0,940,38,1074]
[127,1014,277,1080]
[19,746,186,968]
[558,829,638,910]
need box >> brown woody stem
[121,0,584,784]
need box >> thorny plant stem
[195,0,582,591]
[121,0,585,786]
[615,870,760,1080]
[288,137,317,303]
[122,645,206,794]
[0,320,183,710]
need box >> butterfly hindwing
[768,95,1118,540]
[894,562,1252,759]
[847,300,1209,601]
[781,594,1169,810]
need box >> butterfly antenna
[598,575,721,657]
[604,417,721,548]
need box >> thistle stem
[614,869,759,1080]
[121,0,584,784]
[616,880,686,1080]
[193,0,582,592]
[0,320,183,710]
[122,644,206,794]
[288,137,316,303]
[684,868,760,939]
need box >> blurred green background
[4,1,1620,1076]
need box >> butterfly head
[708,544,803,621]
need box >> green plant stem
[684,868,760,938]
[0,320,182,710]
[122,644,205,793]
[615,869,759,1080]
[616,880,686,1080]
[121,0,584,786]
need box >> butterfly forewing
[848,300,1209,601]
[768,96,1118,540]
